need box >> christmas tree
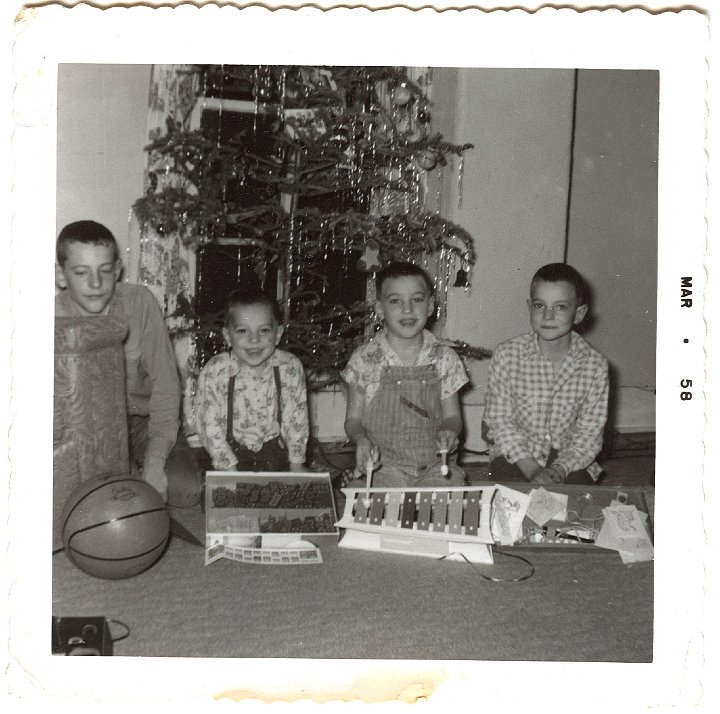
[133,65,490,389]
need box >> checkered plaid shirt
[483,331,609,474]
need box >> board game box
[204,471,339,565]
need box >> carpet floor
[52,441,655,662]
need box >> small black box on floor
[52,616,113,655]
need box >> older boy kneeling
[484,263,609,486]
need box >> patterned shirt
[483,331,609,474]
[195,349,309,469]
[341,329,469,403]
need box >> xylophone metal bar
[369,492,385,525]
[339,487,493,541]
[448,491,464,535]
[432,491,448,532]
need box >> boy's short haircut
[376,261,434,296]
[56,220,119,266]
[531,263,590,306]
[225,287,283,326]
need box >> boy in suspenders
[195,289,309,472]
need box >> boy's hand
[548,464,567,484]
[435,430,458,454]
[355,436,380,474]
[143,458,169,502]
[531,467,564,486]
[530,468,555,485]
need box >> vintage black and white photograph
[7,3,712,709]
[49,57,660,657]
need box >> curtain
[138,65,201,433]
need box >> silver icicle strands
[457,153,465,210]
[436,163,444,215]
[125,207,134,283]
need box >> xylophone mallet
[364,458,374,507]
[440,448,449,478]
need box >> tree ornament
[453,269,469,288]
[418,148,439,171]
[156,223,167,235]
[416,108,431,124]
[352,119,365,141]
[407,126,428,144]
[146,171,158,193]
[392,83,413,107]
[330,126,350,151]
[356,241,381,273]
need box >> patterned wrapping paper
[53,316,130,549]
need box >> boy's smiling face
[56,241,121,315]
[528,279,587,346]
[223,303,283,370]
[376,275,434,341]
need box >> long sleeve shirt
[483,331,609,475]
[56,283,181,465]
[195,349,309,470]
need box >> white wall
[436,68,575,396]
[56,64,150,272]
[566,69,658,390]
[432,68,576,448]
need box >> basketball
[61,474,170,580]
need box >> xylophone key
[401,491,417,529]
[416,492,432,530]
[353,492,369,523]
[448,491,463,535]
[464,491,480,536]
[432,491,448,532]
[369,492,386,525]
[385,492,402,528]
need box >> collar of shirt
[522,330,591,363]
[375,329,440,366]
[226,351,281,378]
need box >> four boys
[55,219,609,497]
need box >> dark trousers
[488,452,599,486]
[128,415,203,507]
[230,436,290,472]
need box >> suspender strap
[226,367,283,441]
[226,374,236,443]
[273,365,282,426]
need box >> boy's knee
[166,439,203,508]
[487,456,528,482]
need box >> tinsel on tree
[133,65,491,388]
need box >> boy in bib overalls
[195,289,309,473]
[342,262,469,488]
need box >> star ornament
[356,241,381,273]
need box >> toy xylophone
[336,487,496,562]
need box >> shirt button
[396,380,402,385]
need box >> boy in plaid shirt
[483,263,608,485]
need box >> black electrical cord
[438,549,535,583]
[109,619,131,644]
